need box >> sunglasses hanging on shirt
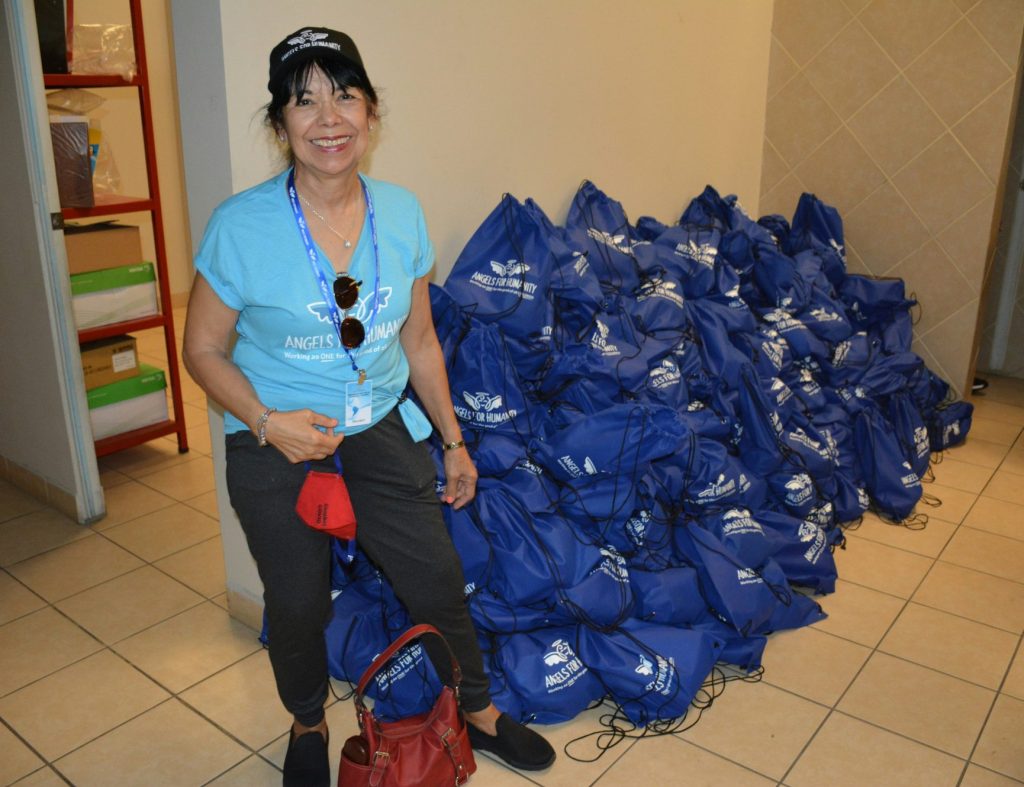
[334,275,365,348]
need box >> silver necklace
[298,193,354,248]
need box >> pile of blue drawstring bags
[325,182,974,727]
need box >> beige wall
[760,0,1024,397]
[214,0,774,280]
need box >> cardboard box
[87,364,168,440]
[49,114,93,208]
[64,222,143,275]
[80,335,138,390]
[70,262,158,329]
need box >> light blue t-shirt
[194,170,434,436]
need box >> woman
[184,26,554,786]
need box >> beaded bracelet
[255,407,277,447]
[442,439,466,452]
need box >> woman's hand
[443,447,478,509]
[263,409,345,463]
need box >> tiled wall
[760,0,1024,396]
[977,92,1024,380]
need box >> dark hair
[264,55,379,132]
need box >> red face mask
[295,455,356,540]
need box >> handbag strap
[354,623,463,706]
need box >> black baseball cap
[267,27,367,93]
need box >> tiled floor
[2,311,1023,785]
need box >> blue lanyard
[286,168,381,377]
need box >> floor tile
[941,527,1024,583]
[970,399,1024,427]
[759,625,871,706]
[982,469,1024,506]
[0,509,91,567]
[837,652,994,757]
[832,537,934,598]
[879,602,1019,689]
[972,693,1024,781]
[114,601,262,692]
[154,536,226,597]
[1000,447,1024,476]
[927,457,996,494]
[99,439,196,478]
[0,481,45,523]
[968,417,1022,447]
[97,466,132,489]
[0,723,44,786]
[912,561,1024,634]
[962,496,1024,542]
[183,489,220,519]
[944,438,1012,470]
[848,511,957,557]
[6,535,143,603]
[88,479,177,533]
[0,607,102,696]
[134,456,215,501]
[0,650,169,760]
[184,400,210,427]
[11,765,68,786]
[0,571,46,625]
[205,754,282,786]
[1003,647,1024,701]
[180,650,291,750]
[599,732,773,785]
[55,565,203,644]
[53,699,249,787]
[920,483,978,524]
[976,378,1024,407]
[960,763,1024,787]
[785,711,965,787]
[679,679,828,780]
[814,579,907,647]
[101,502,220,562]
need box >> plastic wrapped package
[71,23,136,81]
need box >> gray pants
[225,408,490,727]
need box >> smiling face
[281,67,375,184]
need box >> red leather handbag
[338,624,476,787]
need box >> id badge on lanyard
[346,380,373,427]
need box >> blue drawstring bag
[786,193,847,287]
[753,509,837,593]
[529,403,688,484]
[443,194,555,340]
[576,619,723,726]
[752,244,812,314]
[428,283,470,364]
[556,473,638,536]
[651,225,721,298]
[488,627,605,724]
[642,356,691,411]
[630,273,690,333]
[887,391,931,477]
[630,565,706,625]
[758,308,830,361]
[928,400,974,451]
[564,181,642,294]
[798,290,853,344]
[448,322,536,439]
[464,430,530,479]
[701,507,776,568]
[469,590,557,634]
[550,548,636,628]
[853,405,923,521]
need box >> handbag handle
[354,623,463,708]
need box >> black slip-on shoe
[468,713,556,771]
[283,728,330,787]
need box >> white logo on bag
[674,240,717,269]
[830,238,845,258]
[833,340,851,367]
[785,474,813,505]
[798,521,818,542]
[635,655,654,677]
[491,260,531,277]
[649,359,682,389]
[464,582,476,596]
[900,461,921,489]
[770,378,792,405]
[627,510,651,544]
[914,426,929,458]
[737,568,763,585]
[722,508,763,537]
[636,278,685,308]
[469,260,537,300]
[596,548,629,583]
[697,472,749,502]
[809,307,842,323]
[590,321,620,356]
[572,252,590,276]
[803,527,826,564]
[587,228,631,254]
[454,390,518,427]
[557,455,598,478]
[543,639,588,692]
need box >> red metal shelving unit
[46,0,188,457]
